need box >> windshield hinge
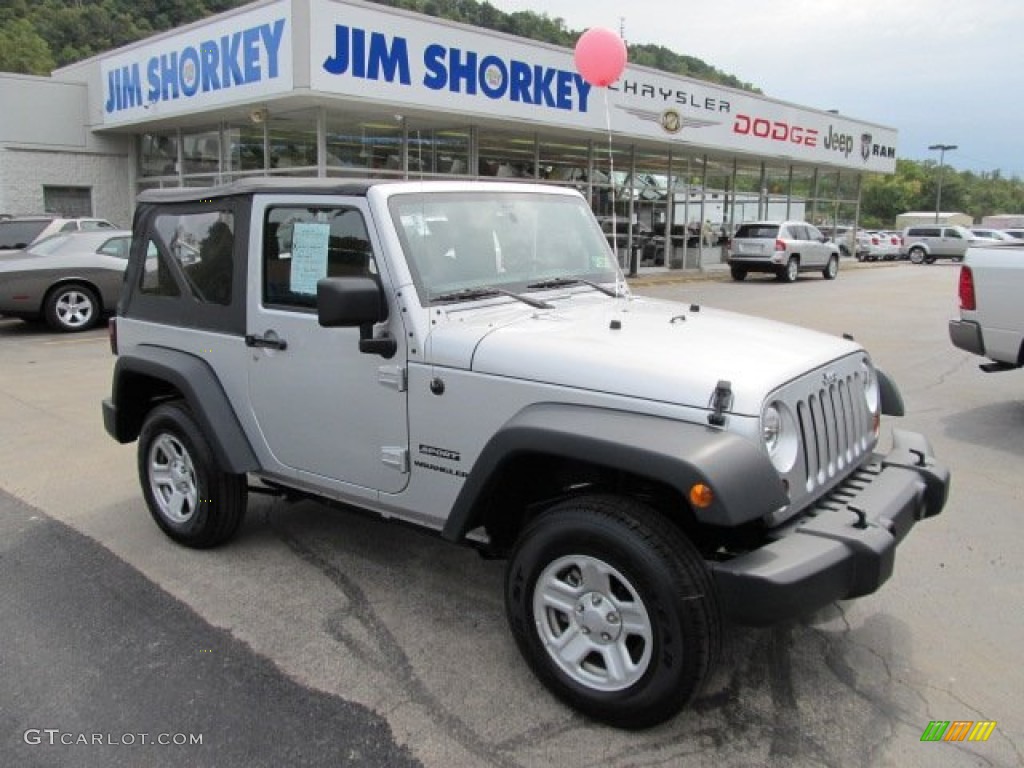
[381,447,409,473]
[378,365,407,392]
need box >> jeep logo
[823,125,854,159]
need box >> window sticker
[289,221,330,294]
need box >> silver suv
[900,225,973,264]
[728,221,840,282]
[103,179,948,729]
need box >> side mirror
[317,276,396,358]
[317,276,387,327]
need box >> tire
[909,247,926,265]
[730,265,747,281]
[823,255,839,280]
[505,495,721,729]
[138,402,247,548]
[778,257,799,283]
[44,283,100,332]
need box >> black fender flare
[877,368,905,417]
[104,346,259,474]
[441,403,787,542]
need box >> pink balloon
[574,27,627,87]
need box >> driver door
[246,196,409,494]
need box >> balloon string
[603,87,623,297]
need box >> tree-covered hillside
[0,0,757,90]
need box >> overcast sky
[486,0,1023,178]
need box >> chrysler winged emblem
[618,106,721,135]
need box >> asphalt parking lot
[1,261,1021,767]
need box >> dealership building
[0,0,897,269]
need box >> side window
[806,224,823,241]
[60,221,78,232]
[946,228,963,239]
[263,205,375,309]
[140,239,181,296]
[144,211,235,305]
[98,236,130,259]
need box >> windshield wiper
[526,277,622,298]
[431,286,553,309]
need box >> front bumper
[711,429,949,626]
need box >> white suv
[728,221,840,282]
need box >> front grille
[795,372,873,494]
[763,356,879,527]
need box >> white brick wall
[0,146,133,228]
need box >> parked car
[727,221,839,282]
[0,215,116,254]
[859,231,901,261]
[828,226,870,259]
[969,228,1017,243]
[900,225,975,264]
[0,229,132,331]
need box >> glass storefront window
[399,124,470,177]
[478,130,536,178]
[181,127,220,177]
[326,112,405,176]
[267,111,317,173]
[225,123,267,174]
[538,138,590,190]
[140,132,178,178]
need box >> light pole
[928,143,957,224]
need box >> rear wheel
[823,255,839,280]
[730,265,747,281]
[505,495,720,729]
[44,283,100,332]
[778,257,799,283]
[909,247,926,265]
[138,402,247,548]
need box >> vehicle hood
[425,294,862,415]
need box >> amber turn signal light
[689,483,714,509]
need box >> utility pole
[928,144,957,224]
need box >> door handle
[245,332,288,351]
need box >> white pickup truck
[949,244,1024,371]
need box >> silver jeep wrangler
[103,179,949,728]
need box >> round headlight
[762,404,782,454]
[761,401,798,474]
[862,359,880,414]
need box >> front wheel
[44,283,100,332]
[505,495,721,729]
[138,402,247,548]
[823,255,839,280]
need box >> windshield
[389,191,620,303]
